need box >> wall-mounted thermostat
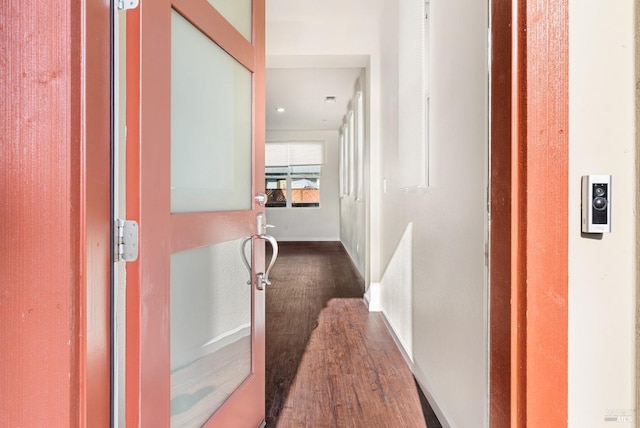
[581,175,611,234]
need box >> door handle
[240,232,279,290]
[240,236,252,285]
[256,233,278,290]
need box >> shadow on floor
[265,242,364,426]
[415,378,443,428]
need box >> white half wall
[568,0,637,425]
[265,130,340,241]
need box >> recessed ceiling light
[276,107,285,113]
[324,96,337,103]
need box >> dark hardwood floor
[265,241,431,427]
[266,241,365,425]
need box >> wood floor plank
[266,242,426,427]
[275,299,426,428]
[266,242,364,425]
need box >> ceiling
[265,67,362,131]
[264,0,384,132]
[266,0,384,23]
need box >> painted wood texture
[490,0,512,426]
[1,0,111,426]
[512,0,569,426]
[84,0,113,425]
[1,3,80,425]
[126,2,173,425]
[511,0,528,425]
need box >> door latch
[117,0,139,10]
[255,192,267,207]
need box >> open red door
[125,0,267,426]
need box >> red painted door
[125,0,267,426]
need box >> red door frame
[490,0,569,426]
[489,0,512,426]
[510,0,569,426]
[0,0,111,426]
[125,1,266,426]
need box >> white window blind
[265,141,324,167]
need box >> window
[265,142,324,208]
[396,0,429,189]
[339,83,364,200]
[339,128,346,197]
[340,114,354,198]
[266,166,321,208]
[347,110,355,196]
[265,167,288,208]
[355,90,364,199]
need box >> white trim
[381,308,413,362]
[276,237,340,242]
[412,362,452,428]
[364,281,381,311]
[380,310,413,364]
[200,323,251,350]
[170,324,252,373]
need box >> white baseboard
[364,281,381,311]
[275,237,340,242]
[412,361,452,428]
[172,324,251,373]
[376,309,450,427]
[200,323,251,353]
[379,310,413,365]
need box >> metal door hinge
[115,219,139,262]
[118,0,139,11]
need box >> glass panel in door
[170,239,252,427]
[205,0,252,41]
[171,9,252,213]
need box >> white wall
[265,130,341,241]
[568,0,637,425]
[375,0,489,426]
[267,10,380,280]
[269,1,489,425]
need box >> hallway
[265,242,435,427]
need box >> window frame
[265,164,322,209]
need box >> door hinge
[117,0,139,11]
[115,219,139,262]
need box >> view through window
[265,141,324,208]
[266,165,321,208]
